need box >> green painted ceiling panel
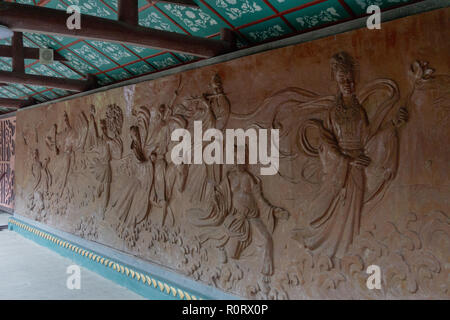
[270,0,314,12]
[139,6,186,34]
[0,87,18,99]
[58,48,103,74]
[157,2,229,37]
[346,0,415,15]
[42,0,64,9]
[88,40,140,65]
[0,58,12,71]
[0,0,425,114]
[24,33,62,50]
[105,68,133,81]
[125,61,155,76]
[48,62,84,80]
[284,0,350,31]
[0,38,11,46]
[10,84,34,96]
[147,52,181,70]
[2,86,22,98]
[240,17,291,43]
[41,90,59,100]
[61,0,118,20]
[70,41,118,70]
[174,52,198,63]
[95,73,115,86]
[202,0,274,27]
[15,0,35,5]
[127,45,162,60]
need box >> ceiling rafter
[0,0,431,117]
[0,71,96,92]
[118,0,139,26]
[12,32,24,73]
[0,45,67,61]
[146,0,199,8]
[0,30,96,92]
[0,1,236,58]
[0,97,34,109]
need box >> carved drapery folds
[15,9,450,299]
[0,116,16,210]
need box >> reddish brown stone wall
[15,9,449,299]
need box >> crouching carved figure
[189,161,289,277]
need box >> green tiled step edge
[8,217,223,300]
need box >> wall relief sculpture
[0,116,16,211]
[15,9,449,299]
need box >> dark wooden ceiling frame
[118,0,139,25]
[0,97,34,109]
[0,71,96,92]
[0,31,95,92]
[146,0,200,8]
[0,45,67,61]
[12,32,25,73]
[0,1,236,58]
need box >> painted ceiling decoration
[0,0,421,114]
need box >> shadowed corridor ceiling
[0,0,424,114]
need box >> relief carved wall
[0,116,16,211]
[15,9,450,299]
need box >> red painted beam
[12,32,24,73]
[0,45,67,61]
[0,2,233,58]
[0,71,96,92]
[118,0,138,25]
[0,97,33,109]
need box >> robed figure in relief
[252,52,408,259]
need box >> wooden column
[11,32,24,73]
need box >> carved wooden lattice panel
[0,116,16,210]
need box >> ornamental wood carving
[15,9,450,299]
[0,116,15,211]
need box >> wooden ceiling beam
[0,45,67,61]
[0,71,96,92]
[118,0,138,25]
[0,2,234,58]
[0,97,34,109]
[12,32,25,73]
[146,0,199,8]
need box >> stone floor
[0,212,11,226]
[0,227,144,300]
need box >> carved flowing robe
[205,92,230,188]
[300,101,369,258]
[110,154,154,228]
[44,112,89,198]
[189,168,278,275]
[85,113,123,216]
[186,101,219,203]
[261,80,400,259]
